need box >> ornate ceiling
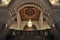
[19,6,40,21]
[0,0,60,25]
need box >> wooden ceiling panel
[19,6,41,21]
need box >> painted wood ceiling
[19,6,40,21]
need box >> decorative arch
[16,4,43,30]
[7,0,52,30]
[8,0,51,15]
[18,4,41,20]
[9,0,52,23]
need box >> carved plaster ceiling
[19,6,40,21]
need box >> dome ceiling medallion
[19,6,41,21]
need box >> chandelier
[49,0,60,6]
[2,0,11,4]
[0,0,11,6]
[27,19,33,28]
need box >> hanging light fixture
[49,0,60,6]
[0,0,11,6]
[27,19,33,28]
[49,0,59,4]
[2,0,11,4]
